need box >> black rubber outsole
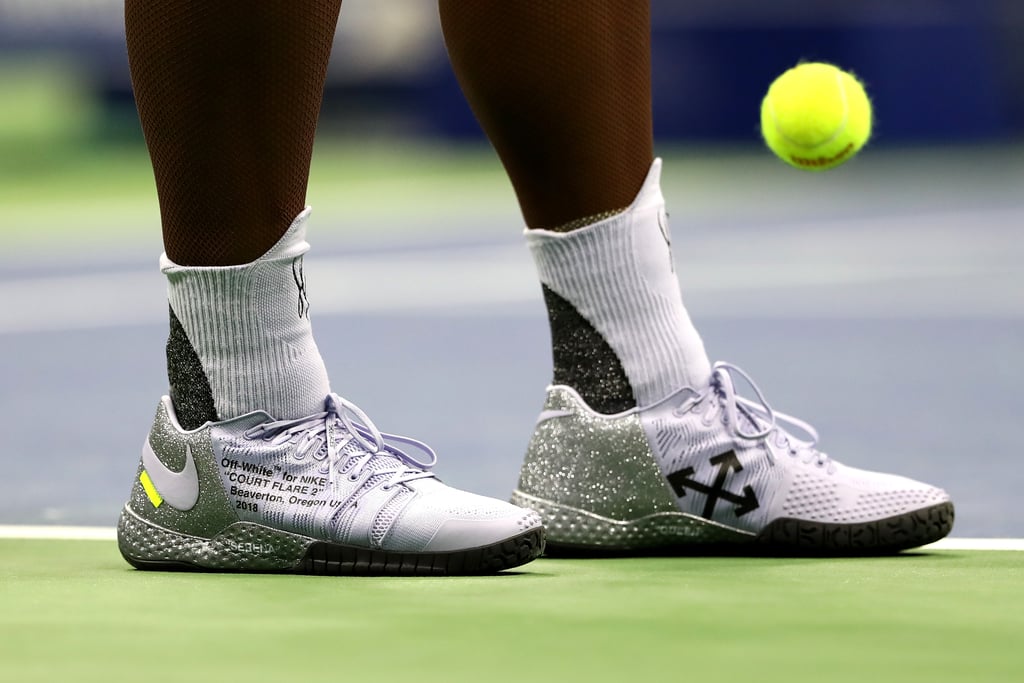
[299,527,545,575]
[543,502,955,558]
[124,527,546,576]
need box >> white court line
[922,538,1024,551]
[0,525,117,540]
[0,525,1021,550]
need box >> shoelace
[699,362,831,469]
[243,394,438,490]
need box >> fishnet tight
[440,0,654,231]
[125,0,343,265]
[126,0,653,263]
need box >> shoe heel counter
[516,387,677,520]
[124,398,238,537]
[124,401,173,521]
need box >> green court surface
[1,539,1020,683]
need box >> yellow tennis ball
[760,62,872,171]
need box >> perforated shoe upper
[639,362,951,534]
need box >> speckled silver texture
[119,397,314,569]
[165,306,218,430]
[118,506,311,570]
[512,386,749,548]
[510,490,751,548]
[127,399,237,538]
[541,284,635,414]
[516,387,673,520]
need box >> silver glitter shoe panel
[515,387,678,521]
[510,489,753,549]
[117,505,311,570]
[513,387,758,548]
[126,399,238,538]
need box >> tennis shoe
[512,361,953,554]
[118,394,544,574]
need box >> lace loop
[705,362,829,468]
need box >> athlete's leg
[126,0,340,425]
[440,0,652,232]
[440,1,953,553]
[116,1,543,575]
[440,0,709,413]
[127,0,340,267]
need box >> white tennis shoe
[512,362,953,554]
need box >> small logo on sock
[657,210,674,273]
[293,256,310,319]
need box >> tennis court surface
[1,533,1021,683]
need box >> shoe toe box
[781,463,951,524]
[391,485,543,553]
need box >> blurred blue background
[1,0,1022,145]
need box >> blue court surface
[1,145,1021,538]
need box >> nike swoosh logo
[536,409,574,425]
[141,440,200,511]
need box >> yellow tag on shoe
[139,469,164,508]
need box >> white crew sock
[526,158,711,408]
[162,207,331,421]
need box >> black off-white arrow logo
[667,450,760,518]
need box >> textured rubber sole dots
[512,491,954,556]
[118,506,545,576]
[756,501,955,554]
